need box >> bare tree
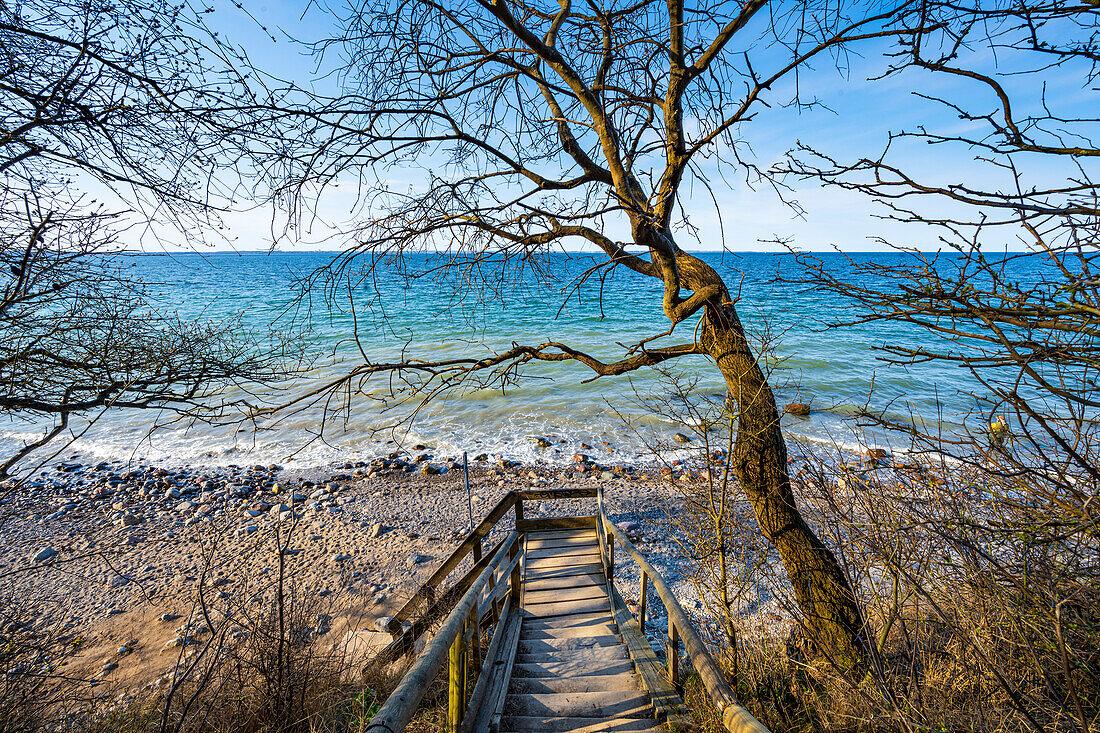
[253,0,926,660]
[0,0,293,475]
[782,0,1100,529]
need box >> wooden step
[515,646,628,664]
[503,691,653,718]
[525,562,605,580]
[526,552,603,570]
[524,584,608,606]
[523,597,611,618]
[518,635,623,655]
[521,611,613,630]
[500,716,662,732]
[509,673,642,695]
[524,572,607,592]
[511,659,637,678]
[527,544,601,561]
[525,529,597,542]
[522,624,618,640]
[526,535,600,551]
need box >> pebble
[32,547,59,563]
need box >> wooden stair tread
[524,562,605,579]
[509,673,642,694]
[518,635,623,654]
[527,544,601,560]
[524,585,608,605]
[511,659,638,678]
[516,646,629,664]
[521,611,614,629]
[525,552,603,569]
[524,572,607,591]
[503,691,653,719]
[521,625,618,640]
[500,716,662,732]
[522,597,611,618]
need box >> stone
[32,547,59,563]
[421,464,443,476]
[332,553,352,563]
[369,523,384,538]
[118,513,142,527]
[373,616,393,632]
[673,432,692,443]
[572,453,589,463]
[527,436,552,449]
[785,402,812,416]
[175,501,196,513]
[406,553,431,567]
[616,520,641,535]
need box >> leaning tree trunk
[678,254,866,665]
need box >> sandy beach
[1,448,730,722]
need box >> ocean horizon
[4,250,1016,470]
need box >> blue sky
[137,0,1091,254]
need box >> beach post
[464,451,473,531]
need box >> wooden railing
[364,486,770,733]
[597,488,770,733]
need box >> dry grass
[676,449,1100,733]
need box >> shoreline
[1,452,732,720]
[1,434,907,725]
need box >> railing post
[467,606,481,676]
[508,535,521,602]
[639,570,648,631]
[448,623,467,733]
[667,618,680,691]
[607,530,615,579]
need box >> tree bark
[680,253,866,664]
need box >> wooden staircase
[363,488,769,733]
[501,527,663,732]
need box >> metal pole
[464,451,473,531]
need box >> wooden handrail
[601,516,771,733]
[366,531,519,733]
[387,492,520,634]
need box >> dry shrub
[0,595,86,732]
[772,451,1100,733]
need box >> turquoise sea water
[2,250,1012,467]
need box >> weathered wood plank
[523,572,606,592]
[522,596,611,618]
[520,611,614,630]
[524,528,597,542]
[607,581,686,725]
[515,647,628,665]
[520,624,618,640]
[503,691,653,719]
[515,488,599,501]
[523,585,608,606]
[517,516,598,532]
[525,535,599,551]
[526,544,601,561]
[525,551,603,570]
[466,602,523,733]
[508,673,642,695]
[389,493,517,629]
[523,562,605,581]
[517,635,622,655]
[499,715,662,733]
[510,659,637,679]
